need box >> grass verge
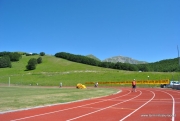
[0,86,119,112]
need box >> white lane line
[119,90,155,121]
[164,89,180,94]
[66,91,142,121]
[156,90,175,121]
[11,90,131,121]
[166,90,180,93]
[143,88,180,94]
[81,106,136,110]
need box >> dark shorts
[132,85,136,88]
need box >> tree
[37,57,42,64]
[25,53,32,56]
[0,51,11,57]
[9,52,22,61]
[0,56,11,68]
[40,52,45,56]
[32,53,38,55]
[137,64,150,72]
[26,58,37,70]
[129,64,138,71]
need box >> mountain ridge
[86,54,148,64]
[103,55,148,64]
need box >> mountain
[103,56,148,64]
[86,54,148,64]
[86,54,101,61]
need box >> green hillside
[0,55,179,87]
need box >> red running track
[0,88,179,121]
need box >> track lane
[158,89,180,121]
[123,88,176,121]
[66,90,143,121]
[66,90,154,121]
[0,88,179,121]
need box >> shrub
[40,52,45,56]
[9,52,22,61]
[26,58,38,70]
[37,57,42,64]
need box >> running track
[0,88,180,121]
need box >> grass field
[0,86,119,112]
[0,55,179,87]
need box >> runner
[132,79,136,92]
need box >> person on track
[132,79,136,92]
[94,82,98,87]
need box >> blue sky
[0,0,180,62]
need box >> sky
[0,0,180,62]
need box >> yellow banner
[85,79,169,85]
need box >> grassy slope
[0,55,179,86]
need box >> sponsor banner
[85,79,169,85]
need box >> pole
[178,45,180,66]
[9,77,10,87]
[177,45,180,81]
[147,76,149,87]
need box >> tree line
[55,52,180,72]
[0,52,22,68]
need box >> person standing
[60,82,62,88]
[94,82,98,87]
[132,79,136,92]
